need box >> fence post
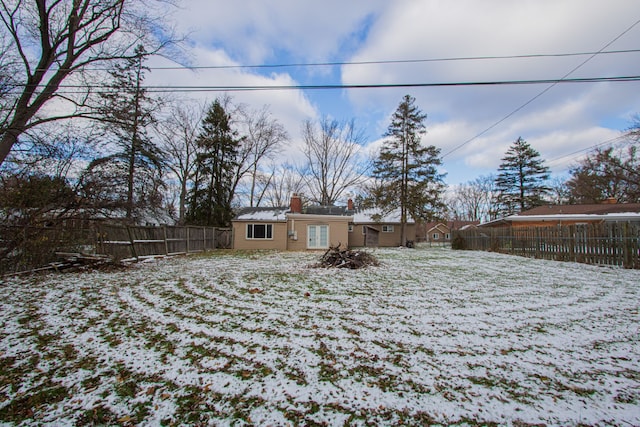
[163,225,169,255]
[126,225,138,260]
[622,222,631,268]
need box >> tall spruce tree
[188,100,241,226]
[373,95,446,246]
[494,137,550,215]
[91,45,163,221]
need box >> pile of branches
[312,244,380,269]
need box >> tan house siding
[232,221,288,250]
[349,223,416,247]
[286,214,351,251]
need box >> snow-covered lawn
[1,246,639,426]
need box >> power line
[546,135,627,167]
[442,18,640,159]
[8,74,640,94]
[144,49,640,71]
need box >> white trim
[508,213,640,222]
[246,223,274,240]
[307,224,329,249]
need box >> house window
[246,223,273,240]
[308,225,329,249]
[382,225,394,233]
[432,233,440,240]
[348,224,354,232]
[445,233,451,240]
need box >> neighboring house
[479,201,640,228]
[232,195,416,250]
[420,220,480,243]
[425,222,450,244]
[232,194,352,251]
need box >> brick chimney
[347,198,354,210]
[290,193,302,213]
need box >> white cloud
[340,0,640,182]
[152,0,640,185]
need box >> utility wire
[44,48,640,72]
[546,135,628,167]
[145,49,640,71]
[9,74,640,94]
[441,18,640,159]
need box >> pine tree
[494,137,550,215]
[188,100,241,226]
[372,95,446,246]
[93,45,163,221]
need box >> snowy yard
[1,246,639,426]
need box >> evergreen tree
[188,100,241,227]
[92,45,163,221]
[372,95,446,246]
[494,137,550,215]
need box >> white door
[307,225,329,249]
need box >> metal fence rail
[453,222,640,269]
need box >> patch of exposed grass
[0,382,68,422]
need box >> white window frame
[381,225,394,233]
[307,225,329,249]
[445,233,451,240]
[432,232,440,240]
[246,223,273,240]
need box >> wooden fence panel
[98,224,135,260]
[96,224,224,260]
[165,226,187,255]
[454,222,640,269]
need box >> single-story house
[348,208,416,247]
[232,195,415,250]
[232,194,352,251]
[479,201,640,228]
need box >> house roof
[234,207,288,221]
[426,223,449,233]
[519,203,640,216]
[352,208,414,224]
[422,220,480,230]
[303,205,353,216]
[479,203,640,227]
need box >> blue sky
[148,0,640,186]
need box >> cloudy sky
[148,0,640,185]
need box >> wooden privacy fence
[453,222,640,269]
[96,224,232,260]
[0,223,232,274]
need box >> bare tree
[260,162,305,207]
[302,116,369,205]
[155,101,203,224]
[0,0,178,166]
[237,105,287,207]
[447,175,496,222]
[547,176,571,205]
[626,113,640,145]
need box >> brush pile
[312,244,380,269]
[51,252,116,272]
